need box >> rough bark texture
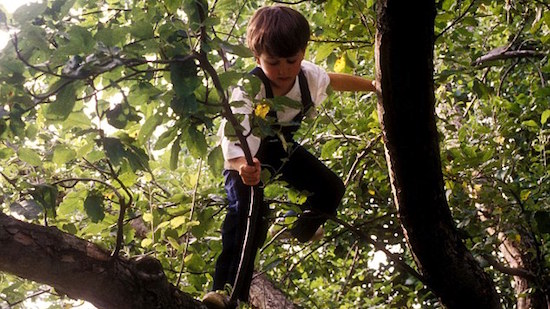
[0,212,296,309]
[374,1,501,308]
[0,212,206,309]
[497,228,550,309]
[249,273,296,309]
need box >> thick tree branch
[0,212,207,309]
[472,48,546,66]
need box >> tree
[0,0,548,308]
[375,0,499,307]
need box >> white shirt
[219,60,330,169]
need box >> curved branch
[482,254,537,281]
[434,0,477,41]
[472,49,546,67]
[0,212,206,309]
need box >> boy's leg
[278,144,345,242]
[212,170,268,302]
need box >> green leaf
[170,57,200,98]
[130,20,154,40]
[52,144,77,165]
[13,2,47,24]
[521,120,538,129]
[170,216,187,228]
[170,135,182,170]
[472,79,491,99]
[184,253,206,272]
[18,147,42,166]
[207,146,224,175]
[321,139,340,159]
[541,109,550,125]
[138,115,162,145]
[155,127,179,150]
[218,71,244,90]
[186,127,207,158]
[315,43,337,62]
[165,0,183,13]
[45,82,77,121]
[103,137,125,165]
[57,191,86,216]
[106,104,141,129]
[84,192,105,223]
[66,25,94,54]
[31,184,58,218]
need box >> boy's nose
[278,63,289,76]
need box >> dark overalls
[212,68,345,301]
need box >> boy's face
[256,50,305,95]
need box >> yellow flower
[334,54,346,73]
[254,103,270,119]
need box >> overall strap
[250,67,274,98]
[249,67,313,121]
[297,70,313,118]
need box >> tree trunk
[374,1,500,308]
[494,226,549,309]
[499,236,549,309]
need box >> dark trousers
[212,139,345,301]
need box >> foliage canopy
[0,0,548,308]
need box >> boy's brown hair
[246,6,310,58]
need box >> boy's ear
[255,56,261,65]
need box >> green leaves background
[0,0,548,308]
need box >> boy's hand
[230,157,262,185]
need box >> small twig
[435,0,477,41]
[481,254,537,280]
[326,213,425,283]
[497,59,520,96]
[177,158,203,286]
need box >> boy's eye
[267,61,279,66]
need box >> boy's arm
[228,156,262,186]
[328,73,376,92]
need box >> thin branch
[472,49,546,67]
[435,0,477,41]
[326,214,426,284]
[319,103,358,148]
[52,178,122,200]
[6,288,51,308]
[271,0,309,4]
[177,158,203,286]
[482,254,537,281]
[497,59,520,96]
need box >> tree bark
[249,273,296,309]
[490,224,549,309]
[374,1,500,308]
[0,212,296,309]
[0,212,206,309]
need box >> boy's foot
[202,291,230,309]
[268,210,324,242]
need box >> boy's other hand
[238,157,261,186]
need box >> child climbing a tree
[203,5,377,309]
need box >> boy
[203,5,376,308]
